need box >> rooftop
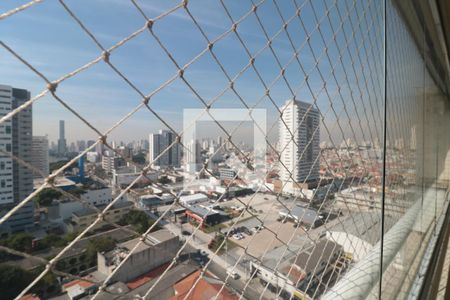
[72,201,133,217]
[187,205,220,218]
[292,239,342,275]
[169,270,238,300]
[117,229,177,252]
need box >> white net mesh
[0,0,449,299]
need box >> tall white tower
[279,99,320,190]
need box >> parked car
[242,227,253,235]
[227,267,240,279]
[254,225,264,232]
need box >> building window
[5,144,11,152]
[5,126,10,134]
[0,162,4,170]
[1,180,5,188]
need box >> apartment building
[279,99,320,194]
[31,135,49,178]
[149,130,180,168]
[0,85,34,234]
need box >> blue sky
[0,0,383,144]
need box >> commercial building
[279,205,321,227]
[0,85,34,234]
[31,136,49,178]
[101,155,119,174]
[138,193,174,209]
[97,229,179,282]
[149,130,180,168]
[185,206,222,228]
[112,166,158,188]
[179,193,209,206]
[279,99,320,194]
[57,120,67,155]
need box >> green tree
[4,232,33,253]
[86,237,116,265]
[132,152,146,164]
[49,160,77,173]
[36,234,66,250]
[30,266,59,298]
[119,210,158,234]
[0,265,34,300]
[63,232,77,243]
[34,188,62,206]
[68,187,86,196]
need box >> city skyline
[0,1,375,144]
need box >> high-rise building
[217,136,223,147]
[69,142,77,153]
[76,140,86,152]
[95,143,104,157]
[149,130,180,168]
[57,120,67,155]
[0,85,34,233]
[279,99,320,190]
[87,140,95,148]
[185,139,202,173]
[31,136,49,178]
[50,141,57,152]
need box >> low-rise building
[279,205,321,228]
[139,195,163,209]
[169,270,238,300]
[185,206,222,228]
[251,239,343,298]
[45,183,127,231]
[166,173,184,183]
[62,279,97,300]
[219,168,237,180]
[67,201,133,233]
[138,193,175,209]
[179,193,209,206]
[97,229,179,282]
[112,166,158,188]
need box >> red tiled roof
[169,270,238,300]
[20,295,40,300]
[63,279,95,290]
[126,262,171,290]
